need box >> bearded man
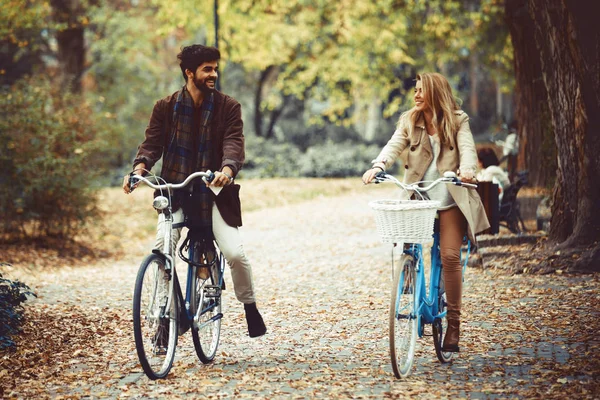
[123,44,267,338]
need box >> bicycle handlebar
[373,171,477,195]
[129,170,215,192]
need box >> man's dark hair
[177,45,221,81]
[477,147,500,168]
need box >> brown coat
[373,111,490,242]
[133,90,245,227]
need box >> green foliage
[84,2,187,178]
[154,0,414,123]
[152,0,512,127]
[0,0,51,44]
[242,136,303,178]
[298,141,384,178]
[243,136,382,178]
[0,78,103,240]
[0,268,36,350]
[1,0,519,189]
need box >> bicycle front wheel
[389,254,418,378]
[133,254,178,380]
[191,249,223,364]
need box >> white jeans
[154,204,255,304]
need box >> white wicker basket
[369,199,440,243]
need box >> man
[122,44,266,338]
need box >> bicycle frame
[372,170,476,377]
[183,239,225,330]
[162,225,226,333]
[398,231,471,338]
[132,170,229,378]
[131,171,224,330]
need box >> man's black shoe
[244,302,267,338]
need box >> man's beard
[193,77,216,93]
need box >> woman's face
[414,80,429,112]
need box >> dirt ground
[1,182,599,399]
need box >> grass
[2,176,547,269]
[3,178,379,269]
[237,177,376,212]
[85,177,387,259]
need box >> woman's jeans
[439,206,468,322]
[154,204,256,304]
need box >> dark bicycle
[129,171,225,380]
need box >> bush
[298,140,383,178]
[242,136,303,178]
[0,78,103,240]
[242,136,383,178]
[0,268,36,350]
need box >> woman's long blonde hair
[399,72,461,144]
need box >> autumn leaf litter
[1,185,599,399]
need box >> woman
[477,147,511,203]
[362,73,490,352]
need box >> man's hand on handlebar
[123,173,140,194]
[206,166,234,188]
[123,164,146,194]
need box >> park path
[5,187,599,399]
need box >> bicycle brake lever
[206,171,215,183]
[129,173,140,192]
[373,171,387,184]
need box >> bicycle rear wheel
[133,254,178,380]
[389,254,418,378]
[191,248,223,364]
[432,274,453,363]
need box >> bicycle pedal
[204,285,221,298]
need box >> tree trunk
[254,66,276,137]
[505,0,556,188]
[527,0,600,248]
[50,0,85,93]
[468,51,479,117]
[265,95,290,140]
[562,0,600,246]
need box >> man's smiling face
[191,61,219,93]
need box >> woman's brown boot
[442,318,460,352]
[441,270,462,353]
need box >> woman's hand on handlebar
[458,169,477,185]
[362,167,384,185]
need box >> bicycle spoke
[191,245,223,364]
[133,254,178,380]
[389,254,418,378]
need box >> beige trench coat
[373,110,490,243]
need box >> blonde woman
[362,73,490,352]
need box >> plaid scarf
[162,86,215,232]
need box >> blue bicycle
[369,172,474,378]
[129,171,226,380]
